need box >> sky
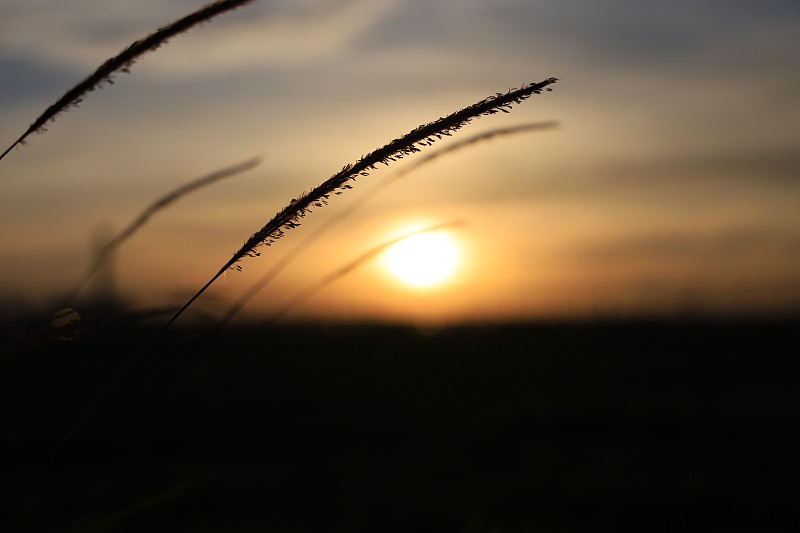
[1,0,799,326]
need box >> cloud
[0,0,398,76]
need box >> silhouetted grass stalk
[66,157,261,305]
[216,122,557,328]
[165,78,558,328]
[0,0,255,162]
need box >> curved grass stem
[164,78,558,328]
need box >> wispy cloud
[0,0,398,76]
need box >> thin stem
[66,157,260,306]
[165,78,558,328]
[0,0,255,162]
[216,122,557,328]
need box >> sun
[383,231,460,287]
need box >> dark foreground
[1,319,799,532]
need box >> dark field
[2,319,799,531]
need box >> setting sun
[383,231,460,288]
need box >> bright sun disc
[384,231,459,287]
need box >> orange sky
[1,0,799,326]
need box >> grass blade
[66,157,261,305]
[164,78,558,328]
[216,122,557,328]
[0,0,255,162]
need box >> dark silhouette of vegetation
[0,0,255,162]
[165,79,558,328]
